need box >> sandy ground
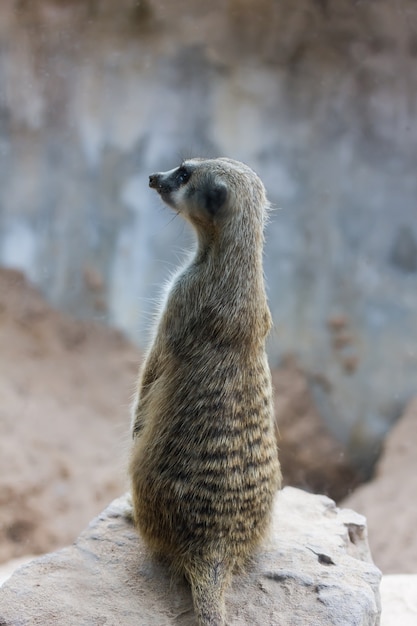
[343,397,417,575]
[0,268,139,562]
[271,359,361,502]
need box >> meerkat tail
[186,559,231,626]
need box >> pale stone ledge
[0,487,381,625]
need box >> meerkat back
[129,157,281,626]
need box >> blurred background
[0,0,416,576]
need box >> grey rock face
[0,0,416,464]
[0,488,381,626]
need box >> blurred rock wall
[0,0,416,468]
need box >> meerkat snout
[149,165,191,192]
[148,173,158,188]
[149,162,230,223]
[148,165,193,210]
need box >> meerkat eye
[176,166,190,186]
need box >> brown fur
[129,157,281,625]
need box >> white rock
[0,488,381,625]
[380,575,417,626]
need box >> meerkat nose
[149,174,158,188]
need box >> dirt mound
[272,357,361,502]
[0,268,360,564]
[0,268,139,563]
[342,397,417,574]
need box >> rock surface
[342,398,417,574]
[0,488,381,626]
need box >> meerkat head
[149,157,269,241]
[149,158,229,229]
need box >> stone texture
[0,488,381,626]
[0,556,35,588]
[342,398,417,574]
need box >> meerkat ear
[199,180,228,216]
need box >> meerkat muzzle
[149,174,160,189]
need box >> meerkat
[129,157,281,626]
